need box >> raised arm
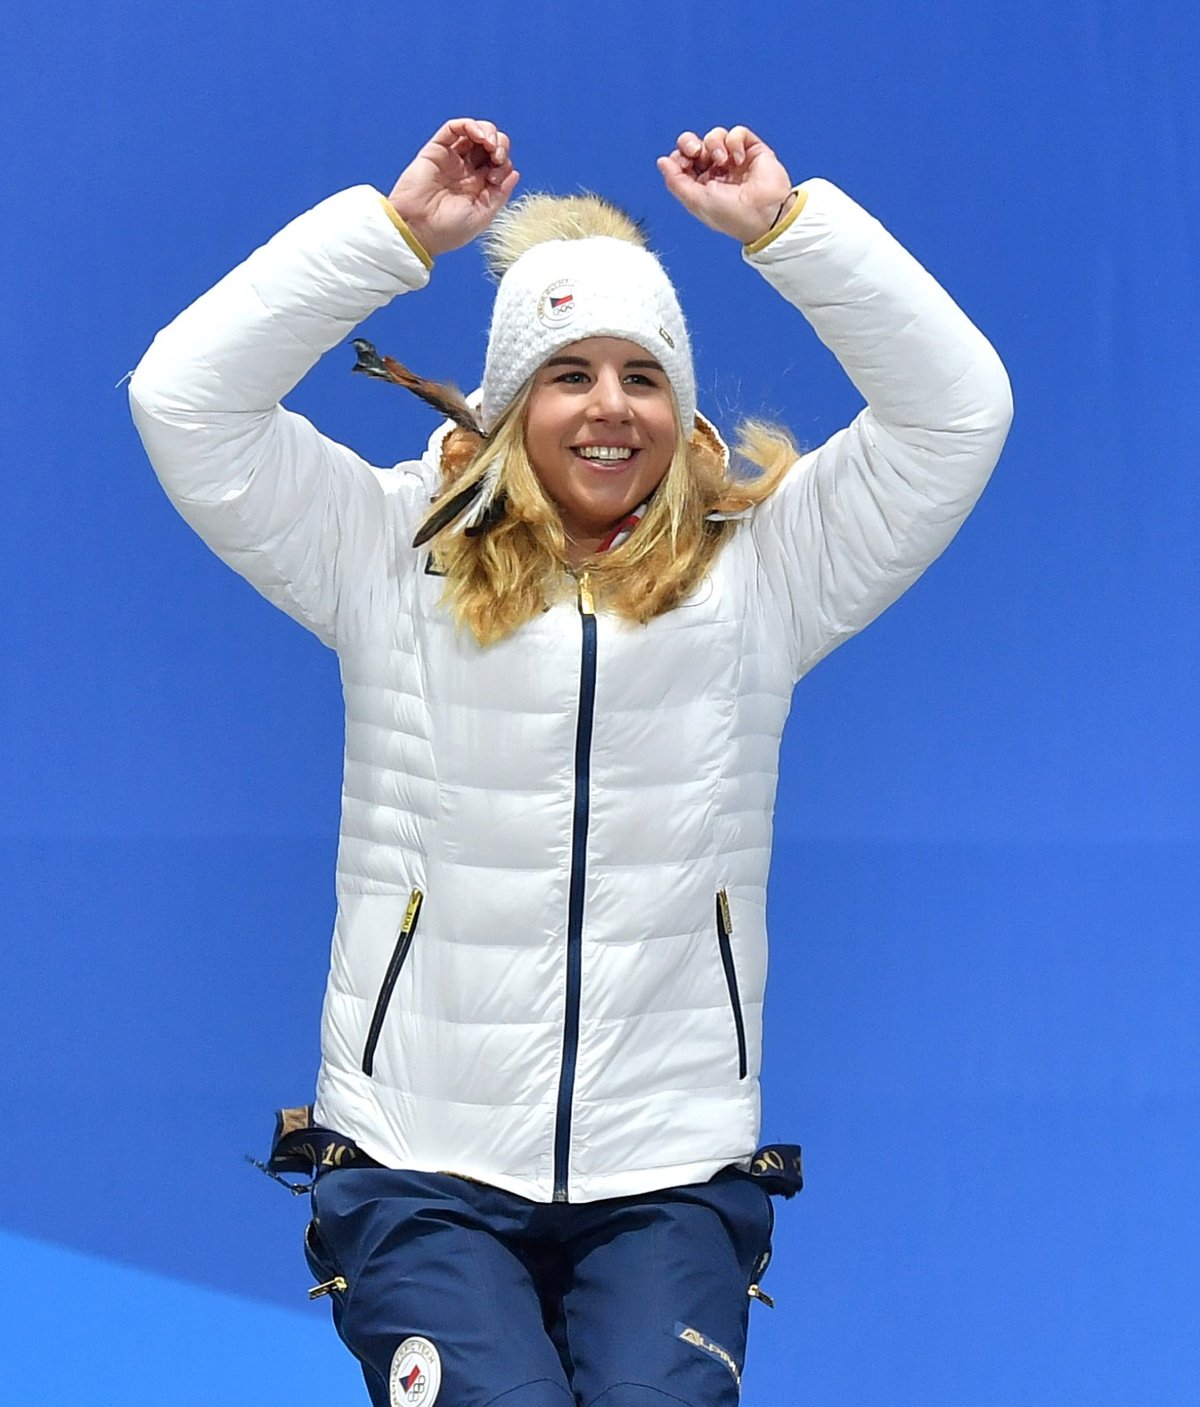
[659,126,1013,679]
[128,120,518,647]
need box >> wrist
[740,186,799,244]
[771,188,801,228]
[385,180,448,255]
[742,185,808,254]
[379,196,436,269]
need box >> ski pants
[303,1164,776,1406]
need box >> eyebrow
[543,355,665,372]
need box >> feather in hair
[412,455,509,548]
[460,458,504,534]
[412,477,486,547]
[351,339,483,436]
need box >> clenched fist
[657,126,795,244]
[387,118,520,258]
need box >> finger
[492,128,511,166]
[466,118,499,150]
[439,122,496,170]
[440,117,486,146]
[479,167,521,221]
[735,126,772,165]
[463,126,501,170]
[657,154,703,209]
[658,151,702,191]
[675,130,704,161]
[442,118,497,163]
[703,126,730,165]
[727,124,750,166]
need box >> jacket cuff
[742,185,810,256]
[377,195,435,271]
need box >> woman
[130,118,1011,1407]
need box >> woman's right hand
[387,119,519,259]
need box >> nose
[586,366,633,422]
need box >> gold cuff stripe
[743,186,810,256]
[378,195,434,271]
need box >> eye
[553,371,589,384]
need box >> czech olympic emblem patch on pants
[389,1336,442,1406]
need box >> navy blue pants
[304,1166,775,1406]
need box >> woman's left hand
[657,126,794,244]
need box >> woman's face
[524,337,678,552]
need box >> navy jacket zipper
[553,575,597,1202]
[716,889,748,1080]
[362,888,424,1077]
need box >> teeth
[575,446,634,461]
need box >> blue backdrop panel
[0,1230,362,1403]
[4,0,1198,1401]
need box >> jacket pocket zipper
[716,889,748,1080]
[362,888,424,1077]
[305,1218,349,1299]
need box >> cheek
[522,416,555,473]
[650,413,681,467]
[646,399,680,447]
[524,397,570,458]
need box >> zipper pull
[748,1283,775,1308]
[308,1275,348,1300]
[717,888,733,937]
[401,887,424,935]
[578,572,595,616]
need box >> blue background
[4,1,1198,1401]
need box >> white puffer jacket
[129,180,1011,1204]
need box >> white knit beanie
[479,197,695,434]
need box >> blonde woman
[130,117,1011,1407]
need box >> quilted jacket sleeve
[128,186,432,648]
[742,180,1013,681]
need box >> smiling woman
[524,338,677,553]
[405,186,801,644]
[127,116,1011,1407]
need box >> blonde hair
[419,387,798,646]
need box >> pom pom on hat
[481,193,650,275]
[480,191,696,434]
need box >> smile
[572,446,638,464]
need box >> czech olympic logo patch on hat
[537,279,577,328]
[390,1336,442,1405]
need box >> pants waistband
[258,1104,803,1199]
